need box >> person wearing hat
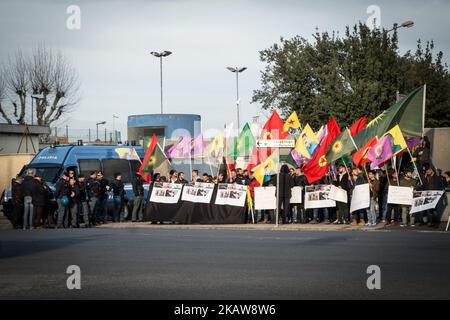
[399,167,418,227]
[132,172,147,222]
[333,163,351,224]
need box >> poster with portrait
[215,183,248,207]
[181,182,215,204]
[410,191,444,214]
[350,184,370,213]
[254,187,277,210]
[150,182,183,204]
[387,186,414,206]
[328,185,348,203]
[304,185,336,209]
[290,186,303,204]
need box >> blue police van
[2,144,148,220]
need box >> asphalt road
[0,228,449,300]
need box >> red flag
[139,134,157,183]
[349,116,367,137]
[261,111,289,140]
[302,118,341,183]
[226,155,236,178]
[353,137,378,167]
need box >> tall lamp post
[387,20,414,33]
[227,67,247,131]
[150,50,172,114]
[112,114,119,144]
[96,121,106,142]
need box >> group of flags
[129,85,425,185]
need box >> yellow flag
[383,125,407,155]
[209,131,224,157]
[283,111,301,133]
[294,124,319,159]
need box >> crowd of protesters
[7,136,450,229]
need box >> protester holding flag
[276,165,295,224]
[422,166,445,227]
[293,167,308,224]
[131,172,146,222]
[367,171,380,227]
[413,137,432,173]
[399,168,418,227]
[350,167,367,226]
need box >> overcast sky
[1,0,449,140]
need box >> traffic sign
[256,140,295,148]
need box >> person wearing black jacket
[333,164,351,224]
[56,173,70,228]
[77,175,90,227]
[10,175,24,229]
[293,168,307,224]
[31,175,51,228]
[422,166,445,227]
[22,169,36,230]
[96,171,110,223]
[132,172,146,222]
[67,178,79,228]
[111,173,125,222]
[86,171,100,225]
[277,164,295,224]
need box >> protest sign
[304,185,336,209]
[181,182,215,204]
[350,184,370,213]
[254,187,277,210]
[215,183,248,207]
[410,191,444,214]
[150,182,183,204]
[290,186,303,204]
[387,186,414,206]
[329,185,348,203]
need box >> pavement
[1,227,450,300]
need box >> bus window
[79,159,102,177]
[102,159,132,183]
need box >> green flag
[353,86,425,148]
[325,129,356,163]
[142,138,167,173]
[228,123,256,161]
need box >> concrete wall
[425,128,450,171]
[0,134,40,154]
[0,154,34,194]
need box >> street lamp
[387,20,415,33]
[227,66,247,131]
[96,121,106,141]
[112,114,119,144]
[150,50,172,114]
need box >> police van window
[102,159,132,183]
[78,160,101,177]
[25,166,60,183]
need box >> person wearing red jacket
[248,172,260,223]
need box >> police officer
[86,171,100,225]
[96,171,110,223]
[131,172,146,222]
[111,173,125,222]
[77,174,90,227]
[31,175,51,229]
[56,173,70,229]
[11,175,24,229]
[68,178,79,228]
[22,169,36,230]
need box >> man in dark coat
[277,164,295,224]
[56,173,70,228]
[31,175,51,228]
[333,164,351,224]
[422,166,445,227]
[11,175,24,229]
[86,171,100,225]
[132,172,146,222]
[110,173,125,222]
[21,169,36,230]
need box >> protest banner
[304,185,336,209]
[150,182,183,204]
[350,184,370,213]
[410,191,444,214]
[254,187,277,210]
[181,182,215,204]
[290,186,303,204]
[387,186,414,206]
[215,183,248,207]
[329,185,348,203]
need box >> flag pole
[406,147,423,186]
[392,157,400,186]
[422,84,427,135]
[385,164,391,185]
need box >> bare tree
[0,68,12,124]
[0,44,80,126]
